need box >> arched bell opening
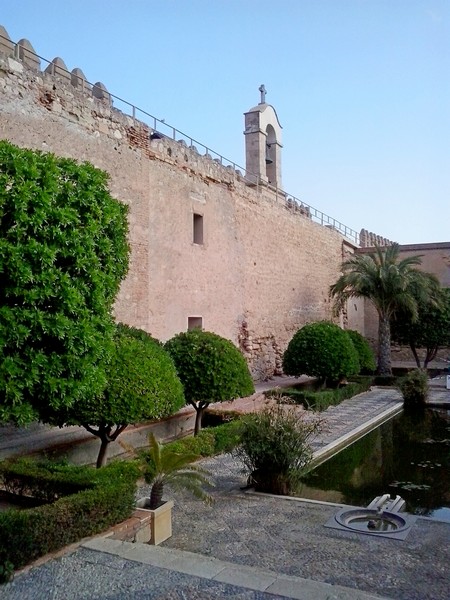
[265,124,276,184]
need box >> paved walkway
[3,384,450,599]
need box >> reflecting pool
[299,408,450,523]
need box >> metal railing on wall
[0,31,360,246]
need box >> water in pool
[299,408,450,523]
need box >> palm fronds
[121,433,214,509]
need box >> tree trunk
[377,314,392,376]
[82,423,127,469]
[193,401,209,435]
[194,406,204,435]
[424,346,438,368]
[410,344,421,368]
[96,437,110,468]
[149,480,164,509]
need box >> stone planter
[135,498,174,545]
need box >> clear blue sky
[2,0,449,244]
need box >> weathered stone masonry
[0,32,351,379]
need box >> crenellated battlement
[359,229,395,248]
[0,24,362,246]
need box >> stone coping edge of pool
[311,401,404,468]
[83,537,391,600]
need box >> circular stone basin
[335,508,409,534]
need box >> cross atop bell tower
[258,84,266,104]
[244,85,283,187]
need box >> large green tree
[0,142,129,425]
[165,329,255,435]
[391,288,450,368]
[50,324,185,468]
[330,244,440,375]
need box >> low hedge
[281,379,373,412]
[0,458,98,502]
[372,375,398,386]
[0,459,139,579]
[164,419,243,458]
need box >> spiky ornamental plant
[122,432,214,509]
[234,403,323,495]
[330,244,441,376]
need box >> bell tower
[244,84,283,188]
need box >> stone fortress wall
[1,26,447,377]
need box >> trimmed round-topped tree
[50,324,185,467]
[283,321,360,387]
[165,330,255,434]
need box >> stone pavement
[3,384,450,599]
[428,373,450,406]
[2,542,388,600]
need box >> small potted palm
[122,433,214,544]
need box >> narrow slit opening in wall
[188,317,203,331]
[193,213,203,244]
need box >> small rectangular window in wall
[188,316,203,331]
[193,213,203,244]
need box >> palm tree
[330,244,440,376]
[122,433,214,509]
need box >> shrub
[0,460,139,576]
[211,420,243,454]
[0,141,129,426]
[0,457,96,502]
[167,431,216,457]
[282,379,372,411]
[282,321,360,386]
[0,560,14,584]
[373,375,397,386]
[233,404,322,495]
[398,369,429,407]
[165,330,254,434]
[345,330,376,373]
[164,420,243,457]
